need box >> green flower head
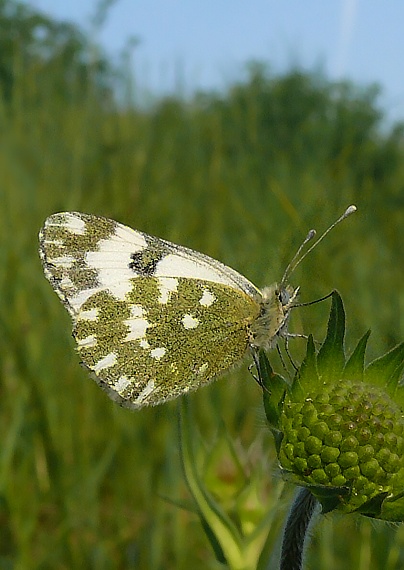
[260,291,404,521]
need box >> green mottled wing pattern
[39,212,262,408]
[74,278,259,407]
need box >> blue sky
[27,0,404,123]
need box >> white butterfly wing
[39,212,261,408]
[39,212,261,317]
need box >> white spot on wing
[70,287,104,313]
[200,289,216,307]
[59,276,75,289]
[129,305,144,318]
[43,239,63,246]
[150,347,166,359]
[155,254,232,283]
[113,375,131,393]
[134,379,156,405]
[79,308,99,321]
[158,277,178,303]
[198,363,208,375]
[139,338,150,349]
[57,213,86,235]
[123,315,150,342]
[114,223,146,246]
[94,352,117,372]
[182,314,199,329]
[153,250,260,296]
[85,227,148,300]
[77,334,97,348]
[50,255,75,268]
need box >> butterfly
[39,207,356,409]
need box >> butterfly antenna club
[280,205,357,288]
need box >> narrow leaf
[343,330,371,381]
[301,483,349,514]
[201,516,228,564]
[317,291,345,381]
[365,342,404,394]
[292,334,319,397]
[379,495,404,522]
[356,492,389,518]
[280,471,349,514]
[179,399,244,566]
[258,350,288,431]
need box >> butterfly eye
[278,289,290,306]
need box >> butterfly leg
[249,348,263,387]
[248,361,260,385]
[286,332,308,340]
[283,337,299,372]
[249,347,271,396]
[287,332,322,346]
[276,343,290,372]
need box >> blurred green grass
[0,9,404,568]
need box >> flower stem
[280,488,318,570]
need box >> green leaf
[179,398,283,569]
[200,516,228,564]
[379,488,404,521]
[259,349,288,433]
[310,484,350,514]
[179,398,243,567]
[317,291,346,381]
[292,334,319,396]
[280,470,350,514]
[365,342,404,395]
[395,386,404,412]
[379,494,404,522]
[343,330,371,381]
[355,492,389,518]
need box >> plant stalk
[280,488,318,570]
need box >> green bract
[261,291,404,521]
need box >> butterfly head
[250,282,299,350]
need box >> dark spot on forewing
[129,251,158,276]
[128,237,168,276]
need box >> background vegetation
[0,0,403,568]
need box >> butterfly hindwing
[74,278,259,407]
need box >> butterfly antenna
[279,205,357,288]
[279,229,316,289]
